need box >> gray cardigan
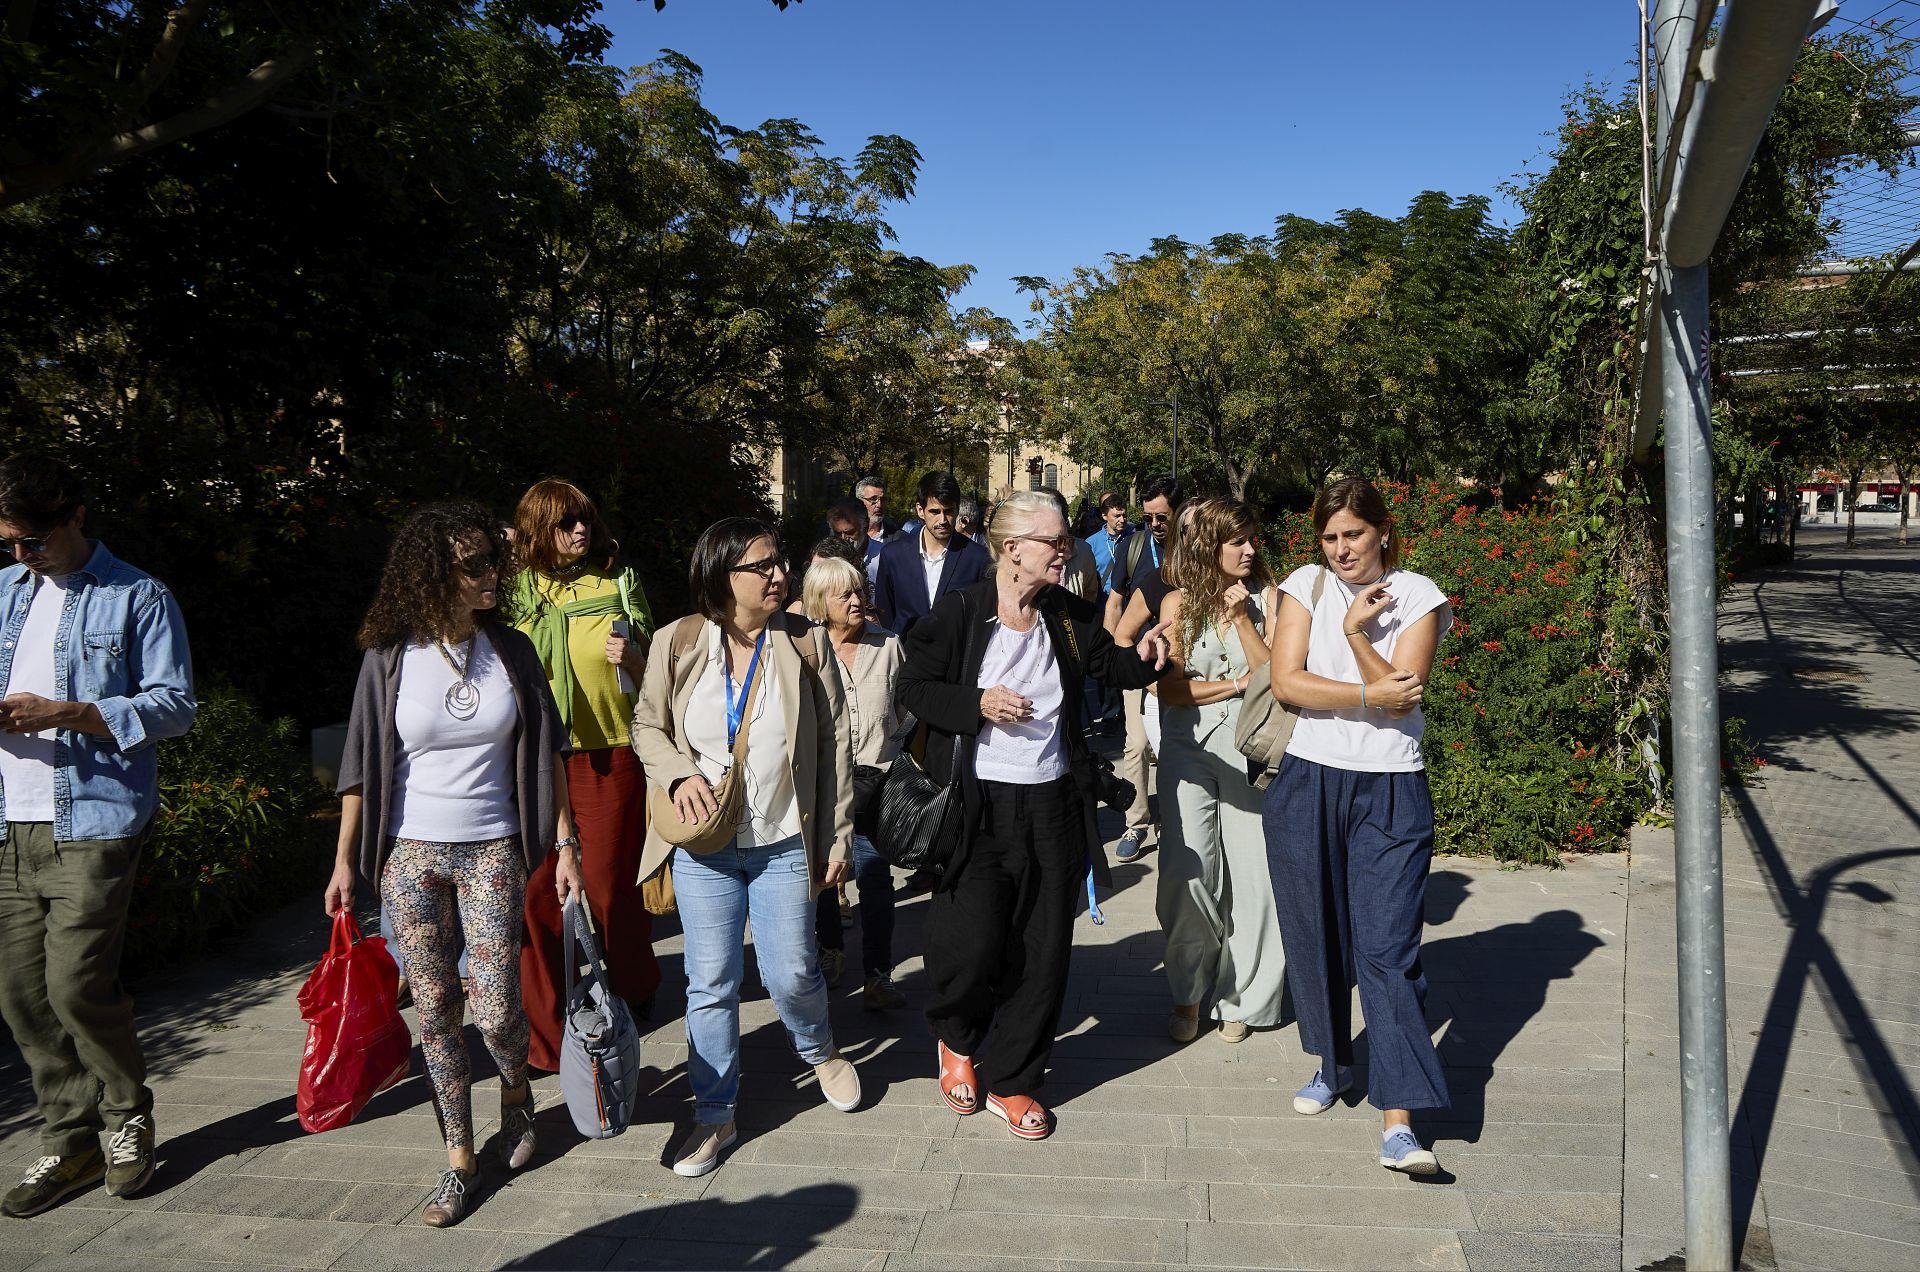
[336,624,567,890]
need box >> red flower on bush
[1481,640,1502,652]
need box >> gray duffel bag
[559,894,641,1139]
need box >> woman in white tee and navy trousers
[899,492,1169,1141]
[1262,479,1453,1175]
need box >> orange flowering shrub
[1265,480,1653,863]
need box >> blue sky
[606,0,1636,325]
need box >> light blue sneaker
[1380,1126,1439,1175]
[1291,1066,1353,1115]
[1113,830,1147,863]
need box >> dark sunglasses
[730,554,790,581]
[557,513,592,532]
[1,534,52,555]
[455,552,499,579]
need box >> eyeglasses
[730,555,790,581]
[1143,512,1172,525]
[557,513,591,532]
[1010,533,1075,556]
[1,535,52,555]
[455,553,498,579]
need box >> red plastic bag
[296,910,412,1133]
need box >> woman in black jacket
[898,490,1171,1140]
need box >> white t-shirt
[1280,564,1452,773]
[0,573,67,821]
[389,631,521,842]
[973,616,1068,784]
[684,622,799,848]
[919,536,948,605]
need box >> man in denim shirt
[0,454,195,1218]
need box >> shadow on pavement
[495,1181,860,1270]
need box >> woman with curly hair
[1155,498,1287,1045]
[508,479,660,1073]
[324,502,582,1228]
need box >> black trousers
[924,777,1080,1097]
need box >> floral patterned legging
[381,835,530,1150]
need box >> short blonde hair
[801,554,864,622]
[985,489,1062,562]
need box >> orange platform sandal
[984,1092,1054,1141]
[938,1040,979,1116]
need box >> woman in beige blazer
[631,517,858,1179]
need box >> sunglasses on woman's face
[1012,533,1075,556]
[455,552,498,579]
[730,555,790,582]
[558,513,591,532]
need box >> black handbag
[851,763,885,839]
[868,592,976,871]
[868,726,964,871]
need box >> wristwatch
[556,835,581,854]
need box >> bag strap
[564,894,612,995]
[329,909,361,959]
[948,589,978,783]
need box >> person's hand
[1367,669,1424,711]
[671,774,719,823]
[554,840,584,904]
[1344,584,1396,636]
[820,859,851,887]
[981,686,1033,724]
[1135,618,1173,670]
[605,631,644,679]
[0,693,64,733]
[323,860,355,915]
[1222,583,1250,623]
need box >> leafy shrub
[1265,480,1656,864]
[128,685,331,968]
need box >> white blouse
[683,621,801,848]
[972,616,1068,785]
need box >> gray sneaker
[103,1115,155,1198]
[3,1148,104,1218]
[498,1086,536,1171]
[420,1167,474,1228]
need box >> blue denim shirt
[0,542,197,840]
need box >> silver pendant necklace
[436,636,480,720]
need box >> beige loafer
[671,1122,738,1178]
[1168,1010,1202,1044]
[815,1055,863,1112]
[1218,1019,1251,1044]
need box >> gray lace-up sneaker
[498,1086,536,1171]
[103,1115,155,1197]
[420,1167,475,1228]
[3,1148,105,1218]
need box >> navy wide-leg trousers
[1262,755,1449,1112]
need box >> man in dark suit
[873,470,988,635]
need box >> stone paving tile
[911,1211,1187,1264]
[0,1207,125,1256]
[1455,1231,1621,1270]
[69,1211,371,1268]
[1205,1181,1474,1229]
[950,1174,1209,1221]
[156,1174,424,1226]
[1463,1190,1621,1235]
[1183,1219,1467,1270]
[1766,1217,1920,1272]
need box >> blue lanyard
[1148,538,1160,569]
[725,630,767,749]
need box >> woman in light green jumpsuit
[1156,499,1288,1044]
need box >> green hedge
[128,686,332,969]
[1265,481,1656,865]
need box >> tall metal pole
[1655,0,1732,1264]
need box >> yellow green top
[512,565,653,752]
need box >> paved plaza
[1,526,1915,1270]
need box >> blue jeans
[674,834,836,1125]
[813,834,895,976]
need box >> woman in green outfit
[512,478,661,1072]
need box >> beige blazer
[632,613,853,895]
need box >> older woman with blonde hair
[898,490,1171,1140]
[508,478,659,1074]
[1155,499,1286,1045]
[802,554,908,1007]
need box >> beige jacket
[631,613,853,895]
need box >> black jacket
[897,577,1163,888]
